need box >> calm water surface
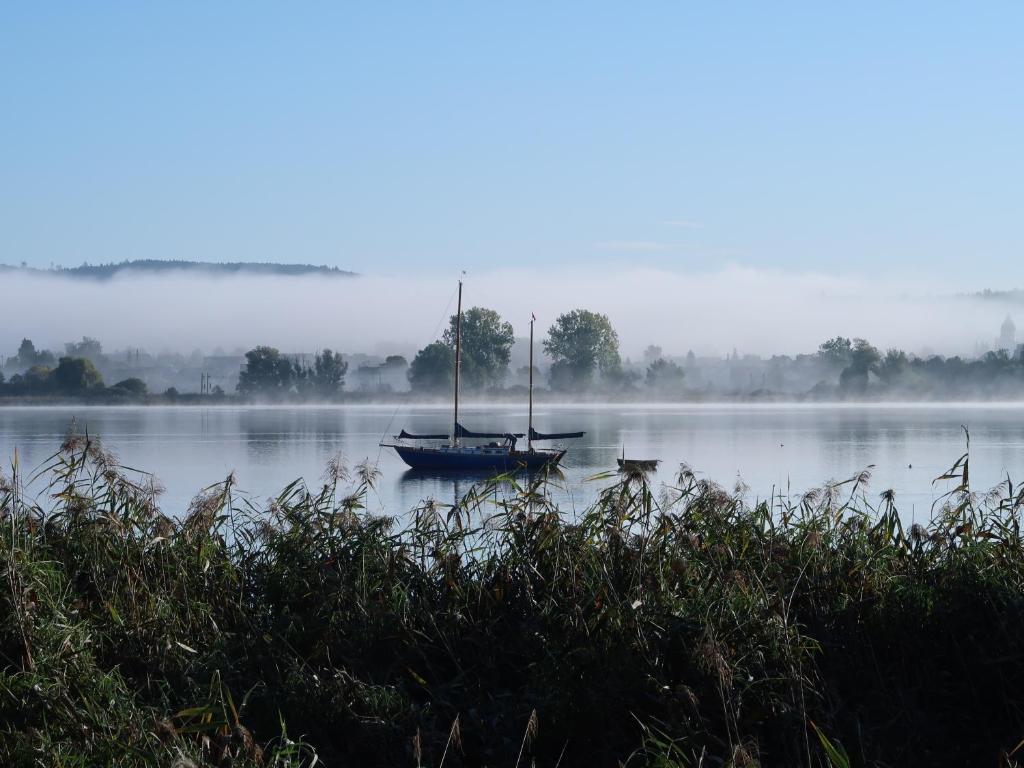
[2,403,1023,520]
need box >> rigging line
[375,276,463,461]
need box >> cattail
[515,709,539,767]
[412,728,422,768]
[322,453,348,486]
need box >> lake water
[1,403,1023,521]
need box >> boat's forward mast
[453,276,463,448]
[528,313,535,450]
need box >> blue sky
[2,3,1022,285]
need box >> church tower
[997,315,1016,352]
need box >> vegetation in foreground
[2,435,1024,766]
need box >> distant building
[997,315,1016,352]
[350,354,410,393]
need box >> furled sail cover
[398,429,449,440]
[529,427,585,441]
[455,423,525,439]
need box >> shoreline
[5,397,1024,409]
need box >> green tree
[292,360,312,397]
[443,307,514,389]
[237,346,294,397]
[311,349,348,398]
[543,309,620,389]
[13,338,54,368]
[645,358,686,393]
[16,338,38,366]
[112,377,148,396]
[818,337,852,366]
[839,339,881,395]
[53,357,104,393]
[850,338,881,371]
[877,348,908,384]
[408,342,455,393]
[605,365,641,392]
[23,365,54,393]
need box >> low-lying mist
[1,266,1016,358]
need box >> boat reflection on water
[397,464,567,510]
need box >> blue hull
[391,445,564,472]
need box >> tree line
[229,308,641,399]
[810,335,1024,398]
[0,339,147,399]
[8,320,1024,402]
[235,347,348,400]
[407,307,650,393]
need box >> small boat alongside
[617,448,659,472]
[382,279,583,473]
[617,457,660,472]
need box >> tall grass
[2,430,1024,766]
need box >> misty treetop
[408,341,455,393]
[408,306,625,394]
[544,309,621,390]
[0,356,104,397]
[111,377,148,396]
[236,346,348,400]
[237,347,293,396]
[645,357,686,393]
[53,356,104,392]
[817,336,853,366]
[404,306,514,394]
[307,349,348,398]
[813,337,884,395]
[442,306,515,389]
[12,338,56,369]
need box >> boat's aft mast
[528,314,534,451]
[453,278,463,447]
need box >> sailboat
[383,279,584,472]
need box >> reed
[2,431,1024,766]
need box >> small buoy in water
[908,463,912,469]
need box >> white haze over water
[0,267,1016,359]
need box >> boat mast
[528,315,534,450]
[453,278,463,447]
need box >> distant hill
[975,288,1024,303]
[0,260,356,279]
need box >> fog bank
[1,266,1016,358]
